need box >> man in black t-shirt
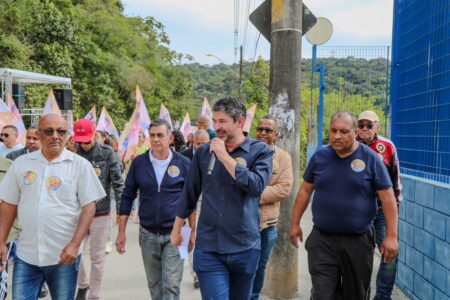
[290,111,399,300]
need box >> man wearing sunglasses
[0,125,24,157]
[251,116,293,300]
[0,114,106,299]
[71,119,124,300]
[357,110,402,300]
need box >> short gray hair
[194,129,209,140]
[149,119,171,134]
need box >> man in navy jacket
[116,119,193,300]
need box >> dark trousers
[306,226,375,300]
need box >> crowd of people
[0,96,400,300]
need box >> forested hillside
[0,0,389,132]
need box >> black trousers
[305,226,375,300]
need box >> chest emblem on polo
[46,176,62,191]
[94,167,102,177]
[167,165,180,178]
[22,171,37,185]
[351,159,366,172]
[235,157,247,168]
[376,143,385,153]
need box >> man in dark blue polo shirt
[171,97,273,300]
[116,119,192,300]
[289,111,399,300]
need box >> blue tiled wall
[397,175,450,299]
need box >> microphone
[207,152,216,175]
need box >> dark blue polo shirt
[176,136,273,253]
[304,144,392,234]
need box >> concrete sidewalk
[9,206,409,299]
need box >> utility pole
[263,0,302,298]
[239,45,243,96]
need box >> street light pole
[206,54,225,64]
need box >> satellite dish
[305,17,333,45]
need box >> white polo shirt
[0,148,106,266]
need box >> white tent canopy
[0,68,71,98]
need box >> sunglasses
[40,128,68,137]
[256,127,274,133]
[358,123,374,129]
[0,133,14,138]
[77,141,91,145]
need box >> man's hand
[59,242,79,265]
[188,230,196,253]
[210,138,228,161]
[380,236,398,263]
[289,224,303,248]
[115,232,126,254]
[170,228,183,248]
[0,243,8,272]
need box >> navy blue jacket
[120,150,190,233]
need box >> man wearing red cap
[72,119,124,300]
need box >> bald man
[196,115,217,140]
[0,114,106,299]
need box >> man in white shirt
[0,125,24,157]
[0,114,106,299]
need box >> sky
[122,0,394,65]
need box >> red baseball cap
[73,119,95,143]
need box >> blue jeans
[194,245,261,300]
[12,255,80,300]
[251,226,278,299]
[139,227,184,300]
[374,210,398,299]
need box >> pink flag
[84,106,97,124]
[119,109,141,162]
[0,98,9,112]
[43,90,61,115]
[67,110,74,136]
[179,112,192,142]
[243,104,257,133]
[201,97,214,130]
[159,103,173,131]
[6,94,26,145]
[97,107,119,138]
[135,85,151,135]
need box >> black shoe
[193,276,200,289]
[76,287,89,300]
[38,284,48,298]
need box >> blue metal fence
[391,0,450,184]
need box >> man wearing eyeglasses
[357,110,402,300]
[0,125,24,157]
[251,116,293,300]
[71,119,124,300]
[0,114,106,299]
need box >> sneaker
[105,241,113,255]
[193,276,200,289]
[38,284,48,298]
[76,287,89,300]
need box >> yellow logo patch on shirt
[351,159,366,172]
[235,157,247,168]
[22,171,37,185]
[167,165,180,178]
[94,167,102,177]
[46,176,62,191]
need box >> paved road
[8,207,410,299]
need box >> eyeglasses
[256,127,274,133]
[358,123,374,129]
[40,128,68,137]
[0,133,14,138]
